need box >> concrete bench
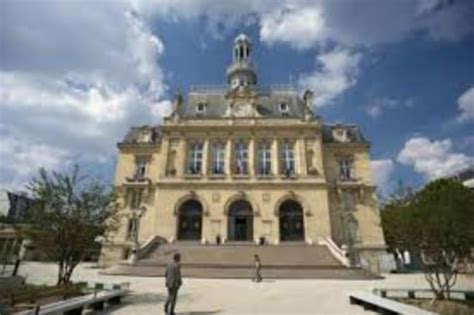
[348,291,436,315]
[373,288,474,301]
[15,283,129,315]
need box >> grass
[0,282,85,312]
[396,298,474,315]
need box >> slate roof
[120,86,367,145]
[177,87,307,119]
[121,126,162,144]
[322,124,367,144]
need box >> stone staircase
[103,242,379,279]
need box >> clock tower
[226,33,257,89]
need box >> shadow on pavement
[124,292,167,304]
[177,311,221,315]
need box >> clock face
[233,102,253,117]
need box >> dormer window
[333,128,348,142]
[139,131,151,143]
[279,102,289,116]
[196,103,206,116]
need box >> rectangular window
[234,141,248,175]
[134,156,147,179]
[140,132,151,143]
[211,142,226,175]
[187,141,203,174]
[339,159,354,181]
[130,190,142,209]
[258,141,272,175]
[280,140,295,176]
[279,102,289,116]
[196,103,206,116]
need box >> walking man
[253,254,262,282]
[164,253,182,315]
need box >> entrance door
[228,200,253,241]
[177,200,202,240]
[279,200,305,241]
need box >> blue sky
[0,0,473,196]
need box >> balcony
[125,174,152,186]
[209,172,226,180]
[256,168,273,180]
[184,167,202,179]
[280,168,297,180]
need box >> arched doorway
[177,199,202,240]
[279,200,305,241]
[227,200,253,241]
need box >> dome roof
[234,33,251,44]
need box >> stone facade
[100,34,386,270]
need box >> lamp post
[128,206,146,264]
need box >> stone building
[100,34,386,271]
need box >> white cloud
[365,97,415,118]
[457,86,474,122]
[370,159,395,193]
[260,5,325,49]
[397,137,474,179]
[0,136,72,191]
[0,1,170,190]
[131,0,473,47]
[131,0,270,39]
[298,48,361,107]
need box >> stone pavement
[18,262,474,314]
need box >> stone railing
[319,236,351,267]
[137,235,166,259]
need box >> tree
[22,166,120,285]
[413,179,474,299]
[381,179,474,300]
[380,181,416,254]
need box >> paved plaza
[19,262,474,314]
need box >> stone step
[102,242,380,280]
[142,243,342,267]
[102,264,380,280]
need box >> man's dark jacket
[165,261,182,288]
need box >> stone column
[225,137,233,176]
[161,137,170,177]
[248,137,255,176]
[202,138,210,176]
[272,138,280,176]
[176,137,187,177]
[298,137,308,176]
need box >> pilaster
[249,137,256,176]
[176,137,187,177]
[272,138,280,176]
[161,137,170,177]
[203,137,210,176]
[225,138,233,175]
[298,137,308,176]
